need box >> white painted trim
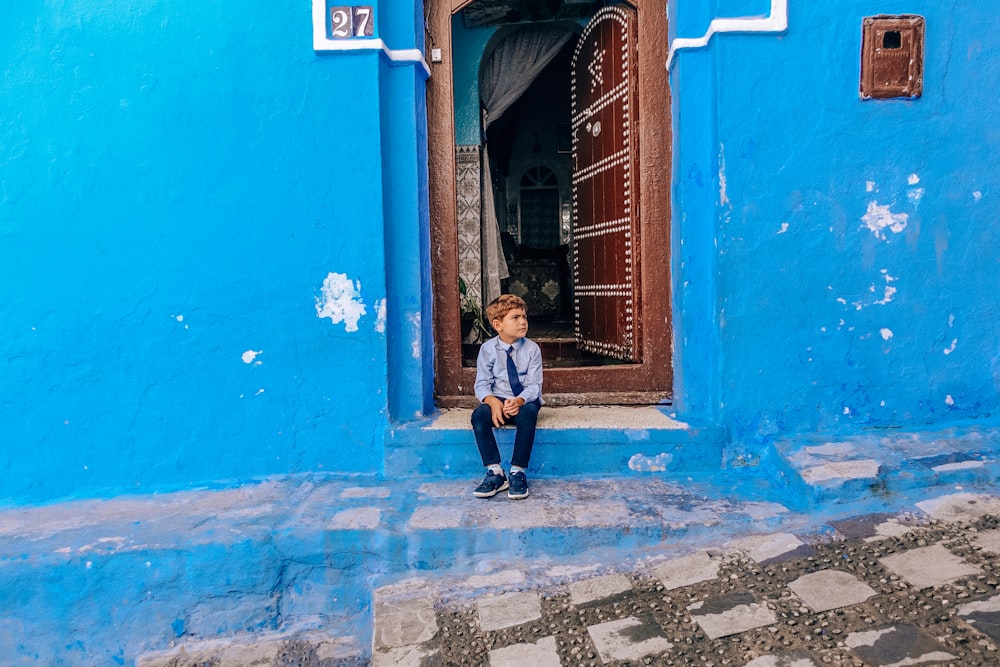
[311,0,431,78]
[666,0,788,70]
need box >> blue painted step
[771,423,1000,510]
[385,406,727,477]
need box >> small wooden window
[861,15,925,100]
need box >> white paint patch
[718,143,729,206]
[408,313,422,358]
[944,338,958,355]
[880,328,893,340]
[628,452,673,472]
[254,388,264,396]
[801,459,880,483]
[174,315,184,322]
[949,314,955,327]
[908,174,920,185]
[866,181,876,192]
[329,507,382,530]
[315,272,367,332]
[945,395,955,406]
[974,191,983,201]
[777,222,789,234]
[241,350,262,365]
[861,201,908,240]
[874,271,898,305]
[843,407,851,415]
[907,187,925,207]
[374,298,387,334]
[875,286,897,305]
[933,460,984,473]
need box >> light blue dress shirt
[474,336,543,404]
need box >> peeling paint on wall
[718,145,729,207]
[241,350,262,365]
[874,271,897,305]
[628,452,673,472]
[861,201,908,240]
[944,339,958,355]
[315,272,367,332]
[409,313,422,358]
[374,299,387,334]
[880,328,893,341]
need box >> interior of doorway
[461,12,633,370]
[429,0,673,405]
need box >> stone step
[10,423,1000,665]
[385,406,727,477]
[0,469,795,666]
[772,423,1000,510]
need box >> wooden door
[571,5,641,362]
[426,0,672,405]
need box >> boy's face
[492,308,528,344]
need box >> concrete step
[11,421,1000,665]
[0,469,795,666]
[772,423,1000,510]
[130,487,1000,666]
[385,406,727,477]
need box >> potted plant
[459,278,491,343]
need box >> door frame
[426,0,672,406]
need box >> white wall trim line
[666,0,788,70]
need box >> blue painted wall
[671,0,1000,440]
[0,0,432,505]
[5,0,1000,505]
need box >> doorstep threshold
[426,405,688,431]
[437,391,671,408]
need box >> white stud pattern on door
[571,4,641,361]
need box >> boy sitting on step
[471,294,543,500]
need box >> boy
[471,294,543,500]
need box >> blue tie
[506,346,524,397]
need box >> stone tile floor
[369,492,1000,667]
[130,489,1000,667]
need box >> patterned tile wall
[456,145,483,311]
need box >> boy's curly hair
[486,294,527,331]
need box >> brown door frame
[426,0,672,406]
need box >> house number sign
[329,5,374,39]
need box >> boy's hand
[484,396,506,427]
[503,397,524,417]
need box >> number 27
[330,6,373,39]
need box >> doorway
[426,0,671,406]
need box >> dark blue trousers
[471,400,541,469]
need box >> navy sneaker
[507,470,529,499]
[473,470,509,498]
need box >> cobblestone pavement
[372,493,1000,667]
